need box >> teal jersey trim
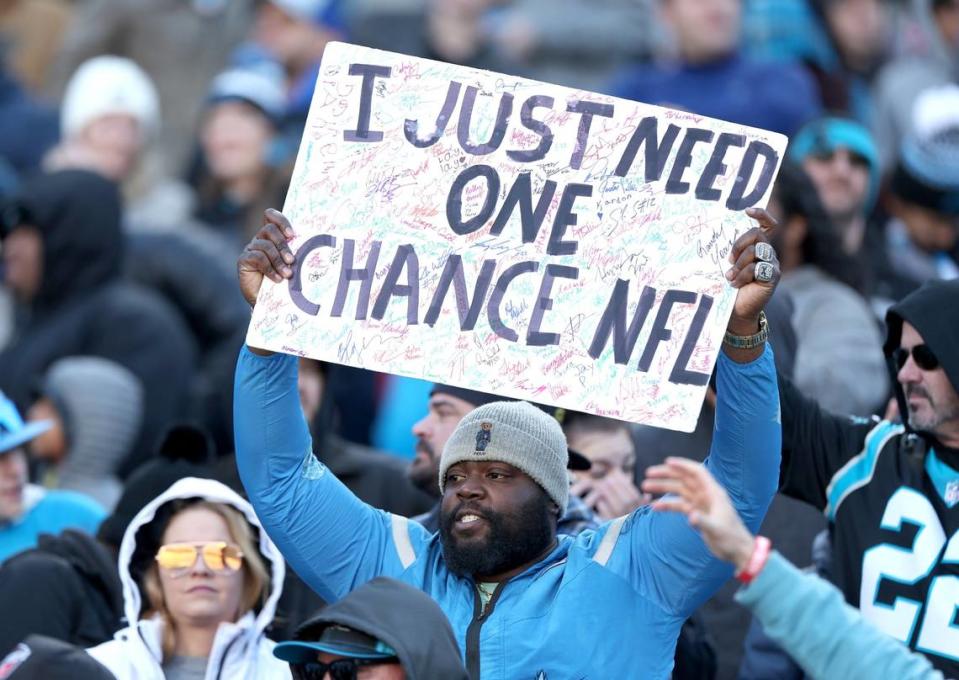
[825,421,905,521]
[925,449,959,509]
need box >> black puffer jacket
[0,530,122,656]
[0,170,197,474]
[124,230,249,455]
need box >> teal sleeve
[233,347,428,602]
[736,552,944,680]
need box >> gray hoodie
[42,356,144,511]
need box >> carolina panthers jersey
[818,421,958,677]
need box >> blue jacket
[609,52,821,138]
[234,346,781,679]
[735,552,944,680]
[0,485,104,564]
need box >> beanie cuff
[438,403,569,514]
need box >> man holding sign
[234,207,780,680]
[234,43,786,678]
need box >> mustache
[906,385,932,402]
[415,439,435,458]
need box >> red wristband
[735,536,772,584]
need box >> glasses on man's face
[893,344,940,372]
[155,542,244,577]
[291,657,400,680]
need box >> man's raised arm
[234,210,422,603]
[608,208,783,617]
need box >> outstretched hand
[237,209,297,308]
[726,207,780,335]
[641,457,755,571]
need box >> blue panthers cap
[0,391,50,455]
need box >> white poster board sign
[248,42,787,432]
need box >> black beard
[408,441,440,497]
[439,491,554,579]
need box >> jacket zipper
[465,582,506,680]
[212,630,245,680]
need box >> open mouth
[452,507,490,531]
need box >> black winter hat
[96,423,217,549]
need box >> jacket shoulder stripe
[825,421,904,520]
[391,514,416,568]
[593,515,627,567]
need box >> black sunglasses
[291,657,400,680]
[893,344,940,372]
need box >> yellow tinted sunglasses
[155,542,244,575]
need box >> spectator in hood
[0,169,198,477]
[192,66,292,249]
[47,0,254,176]
[274,577,468,680]
[0,636,114,680]
[45,56,194,231]
[774,278,959,677]
[0,424,219,657]
[0,391,103,564]
[86,477,291,679]
[609,0,821,137]
[26,357,144,512]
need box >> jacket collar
[127,611,258,671]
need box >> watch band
[723,310,768,349]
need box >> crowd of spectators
[0,0,956,678]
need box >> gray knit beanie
[438,401,569,514]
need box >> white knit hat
[61,56,160,139]
[438,401,570,514]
